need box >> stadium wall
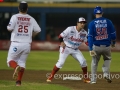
[0,40,120,51]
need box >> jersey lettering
[95,27,108,40]
[95,20,108,40]
[68,40,80,46]
[17,21,31,26]
[68,36,84,42]
[95,34,108,40]
[18,17,30,21]
[80,33,86,38]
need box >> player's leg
[71,50,90,83]
[16,44,30,86]
[7,42,22,80]
[47,47,70,82]
[7,43,20,68]
[8,57,21,80]
[91,56,100,83]
[16,67,24,86]
[102,46,112,83]
[8,58,21,80]
[91,45,101,84]
[16,57,26,86]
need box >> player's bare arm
[60,42,66,48]
[7,26,13,32]
[7,29,13,32]
[32,32,40,38]
[7,24,12,31]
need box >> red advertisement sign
[0,40,120,51]
[0,0,3,2]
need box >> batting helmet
[94,6,103,14]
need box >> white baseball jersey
[7,13,41,43]
[60,26,88,49]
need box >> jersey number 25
[18,25,28,33]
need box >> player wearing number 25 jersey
[7,1,41,86]
[7,5,40,43]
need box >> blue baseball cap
[94,6,103,14]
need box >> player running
[46,17,90,83]
[7,1,41,86]
[88,6,116,84]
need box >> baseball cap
[77,17,87,23]
[19,1,28,12]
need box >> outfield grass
[0,50,119,72]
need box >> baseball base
[63,76,82,80]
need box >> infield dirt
[0,70,120,90]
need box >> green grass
[0,80,71,90]
[24,51,120,72]
[0,50,119,90]
[0,50,119,72]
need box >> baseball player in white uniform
[7,1,41,86]
[47,17,90,83]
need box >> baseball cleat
[13,66,21,80]
[46,75,53,82]
[16,80,21,86]
[46,79,52,82]
[104,77,112,83]
[83,78,91,83]
[90,81,97,84]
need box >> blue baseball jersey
[88,17,116,50]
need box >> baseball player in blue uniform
[88,6,116,84]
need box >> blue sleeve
[88,37,93,51]
[109,20,116,40]
[88,22,94,51]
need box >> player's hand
[111,44,115,48]
[89,50,96,56]
[111,40,116,48]
[85,41,88,46]
[60,42,66,48]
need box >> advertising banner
[0,40,120,51]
